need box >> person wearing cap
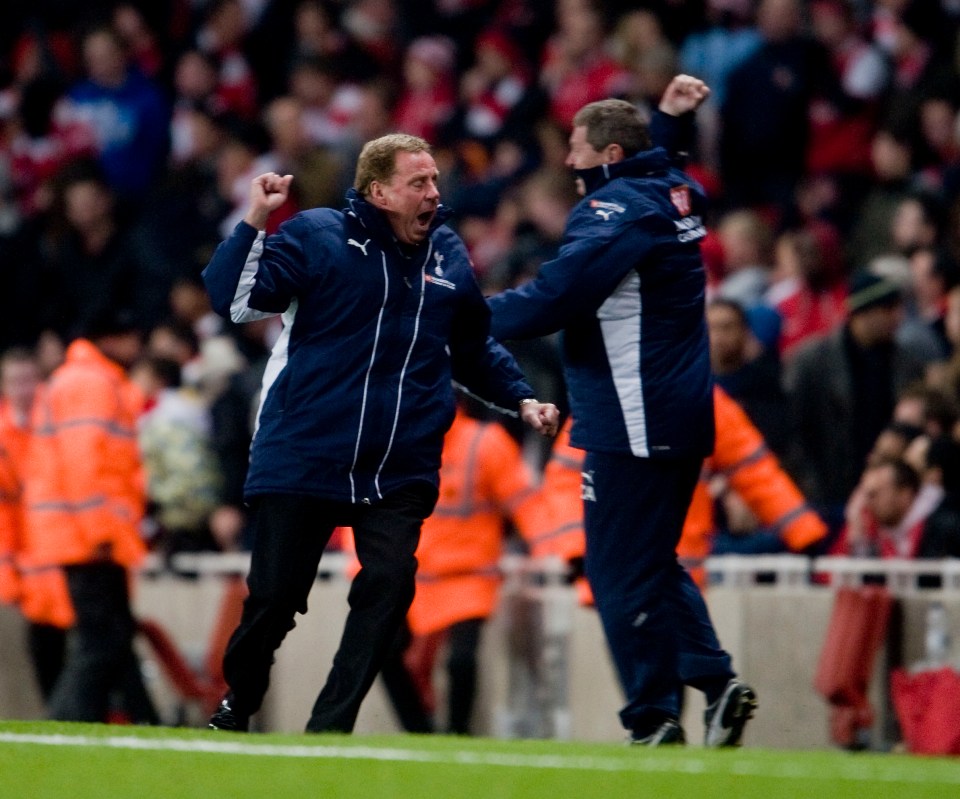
[22,308,158,724]
[784,270,926,538]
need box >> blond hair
[354,133,432,196]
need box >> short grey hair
[572,99,651,157]
[354,133,432,196]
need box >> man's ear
[606,143,625,164]
[368,180,387,209]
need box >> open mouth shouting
[416,207,436,228]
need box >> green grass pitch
[1,720,958,799]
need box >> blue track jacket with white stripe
[488,147,715,460]
[203,190,534,503]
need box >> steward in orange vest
[0,348,73,699]
[24,339,147,571]
[679,385,827,586]
[23,318,157,724]
[537,385,827,595]
[407,406,541,636]
[381,404,543,734]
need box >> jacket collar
[64,339,127,381]
[574,147,671,196]
[343,188,452,255]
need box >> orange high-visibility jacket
[0,400,74,628]
[536,386,827,592]
[0,401,27,606]
[525,420,586,562]
[679,385,827,584]
[23,340,147,571]
[407,407,541,636]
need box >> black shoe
[703,679,757,747]
[208,696,249,732]
[630,718,686,746]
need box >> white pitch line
[0,732,958,786]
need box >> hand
[658,74,710,117]
[244,172,294,230]
[520,401,560,438]
[209,505,246,552]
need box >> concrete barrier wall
[1,559,954,750]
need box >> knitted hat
[846,270,902,314]
[83,307,141,339]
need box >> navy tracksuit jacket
[488,138,734,731]
[203,190,534,505]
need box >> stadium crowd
[3,0,960,732]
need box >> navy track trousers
[582,450,735,733]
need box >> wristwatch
[519,398,539,409]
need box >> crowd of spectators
[3,0,960,564]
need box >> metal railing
[142,551,960,596]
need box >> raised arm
[650,74,711,159]
[203,172,304,323]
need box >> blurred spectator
[262,95,345,211]
[934,282,960,410]
[168,49,223,167]
[713,208,775,308]
[195,0,259,119]
[679,0,761,169]
[340,0,404,79]
[207,337,264,553]
[0,347,70,702]
[288,0,368,79]
[835,456,934,557]
[539,0,631,129]
[1,26,79,92]
[766,226,848,360]
[57,26,169,200]
[2,76,95,220]
[784,270,925,531]
[456,186,521,282]
[131,355,222,562]
[481,165,577,459]
[456,28,535,146]
[846,125,919,269]
[112,3,165,80]
[881,0,958,136]
[23,309,158,724]
[720,0,838,213]
[328,77,397,177]
[867,419,924,466]
[133,103,229,309]
[707,297,788,455]
[486,165,578,293]
[169,273,224,342]
[890,191,949,255]
[916,91,960,193]
[900,244,957,363]
[393,36,457,143]
[611,9,679,114]
[806,0,889,180]
[916,435,960,557]
[214,116,289,237]
[39,161,145,343]
[892,382,959,441]
[146,317,203,387]
[287,56,362,149]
